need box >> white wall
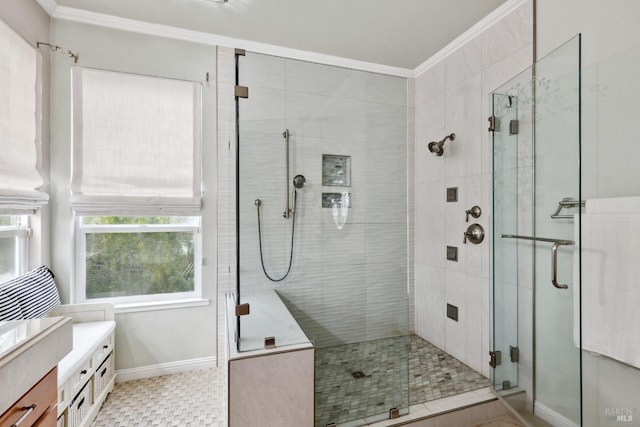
[49,20,218,372]
[0,0,51,269]
[414,0,533,377]
[538,1,640,426]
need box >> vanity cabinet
[0,367,57,427]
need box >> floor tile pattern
[90,335,488,427]
[409,335,489,403]
[315,334,489,427]
[91,367,226,427]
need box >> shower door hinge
[235,85,249,98]
[509,119,519,135]
[488,115,500,132]
[389,408,400,419]
[235,303,250,316]
[489,350,502,368]
[510,346,520,363]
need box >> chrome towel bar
[551,197,585,219]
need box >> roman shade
[71,68,202,215]
[0,18,47,212]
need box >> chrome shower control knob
[463,223,485,244]
[465,205,482,222]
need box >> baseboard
[534,401,580,427]
[115,356,217,383]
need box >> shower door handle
[551,241,572,289]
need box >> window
[77,216,201,303]
[0,215,29,283]
[72,69,203,304]
[0,20,43,281]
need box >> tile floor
[91,335,494,427]
[90,369,521,427]
[315,334,490,426]
[91,368,226,427]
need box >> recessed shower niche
[322,154,351,187]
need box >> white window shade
[71,68,202,215]
[0,19,47,211]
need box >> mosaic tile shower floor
[315,334,490,426]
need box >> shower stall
[491,35,583,425]
[234,51,411,426]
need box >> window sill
[114,298,210,314]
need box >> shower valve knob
[463,223,485,245]
[465,205,482,222]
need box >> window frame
[0,215,30,281]
[74,216,203,305]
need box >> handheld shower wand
[255,174,306,282]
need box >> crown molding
[413,0,530,77]
[35,0,58,16]
[52,6,414,78]
[36,0,527,78]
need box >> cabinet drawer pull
[100,367,107,377]
[80,369,87,375]
[103,344,109,349]
[11,404,36,427]
[77,397,85,410]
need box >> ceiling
[53,0,506,70]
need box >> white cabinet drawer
[91,333,114,368]
[70,359,92,396]
[68,381,92,427]
[93,353,114,400]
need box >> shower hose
[255,190,297,282]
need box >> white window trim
[74,217,202,305]
[0,216,30,277]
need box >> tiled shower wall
[414,0,533,377]
[218,49,411,351]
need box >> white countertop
[0,317,73,414]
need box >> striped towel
[0,266,61,320]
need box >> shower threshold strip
[360,387,499,427]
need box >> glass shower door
[235,51,410,426]
[492,35,582,425]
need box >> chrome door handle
[551,241,571,289]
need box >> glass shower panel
[533,35,582,425]
[235,52,410,426]
[492,91,524,393]
[492,35,581,424]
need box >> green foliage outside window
[84,216,196,299]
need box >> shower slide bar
[501,234,575,289]
[550,197,585,219]
[283,129,291,219]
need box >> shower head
[293,174,306,189]
[428,133,455,157]
[428,140,444,156]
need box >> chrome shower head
[427,133,455,157]
[428,140,444,156]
